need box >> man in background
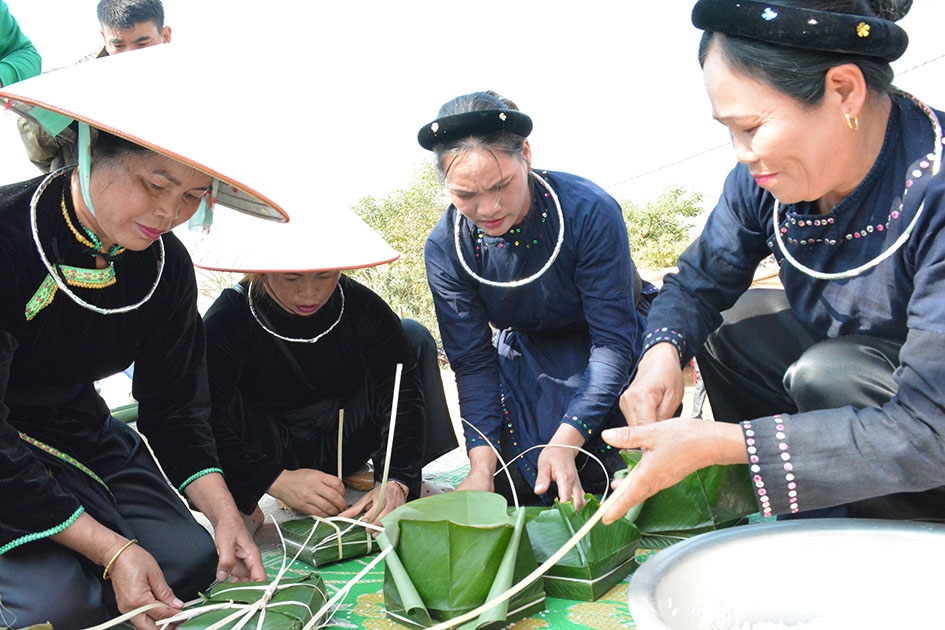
[98,0,171,55]
[18,0,170,172]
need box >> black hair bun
[869,0,912,22]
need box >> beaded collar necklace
[60,193,126,262]
[248,281,345,344]
[29,168,165,316]
[772,94,942,281]
[453,170,565,288]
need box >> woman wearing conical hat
[193,211,458,526]
[0,48,288,628]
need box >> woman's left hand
[210,510,267,582]
[184,473,266,583]
[534,425,588,509]
[340,481,407,525]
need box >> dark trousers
[0,417,217,628]
[401,318,460,463]
[698,288,945,520]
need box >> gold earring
[845,112,859,131]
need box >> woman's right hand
[51,513,182,630]
[106,541,184,630]
[268,468,347,516]
[455,446,497,493]
[620,343,685,426]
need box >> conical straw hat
[0,43,290,222]
[179,192,400,273]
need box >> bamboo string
[460,418,520,509]
[299,515,382,564]
[366,363,402,523]
[301,546,394,630]
[82,603,167,629]
[497,443,612,502]
[319,517,345,563]
[337,409,344,479]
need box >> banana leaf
[177,575,326,629]
[280,517,378,568]
[377,491,546,629]
[522,494,641,601]
[618,450,756,549]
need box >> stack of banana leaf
[522,450,757,602]
[618,450,758,551]
[176,574,327,629]
[377,491,546,629]
[522,494,640,601]
[280,517,378,568]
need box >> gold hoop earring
[845,112,859,131]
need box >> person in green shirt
[0,0,40,88]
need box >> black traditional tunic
[203,275,426,514]
[0,173,220,555]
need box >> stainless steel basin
[629,519,945,629]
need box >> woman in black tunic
[201,239,459,526]
[0,128,266,628]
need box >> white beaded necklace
[30,168,165,316]
[248,282,345,344]
[772,94,942,281]
[453,170,565,288]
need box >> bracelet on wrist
[102,538,138,581]
[387,480,409,501]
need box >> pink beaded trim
[642,327,687,362]
[781,152,935,247]
[743,416,799,516]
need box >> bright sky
[2,0,944,216]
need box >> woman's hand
[340,481,407,525]
[105,541,184,630]
[600,417,748,524]
[51,513,183,630]
[534,425,587,509]
[184,473,266,583]
[620,343,686,426]
[456,446,497,493]
[268,468,348,517]
[208,509,266,583]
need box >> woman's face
[79,151,212,251]
[703,45,853,207]
[444,143,532,236]
[262,271,341,317]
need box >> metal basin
[629,519,945,629]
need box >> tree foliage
[620,187,704,271]
[348,162,447,346]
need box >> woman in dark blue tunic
[422,91,650,508]
[604,0,945,525]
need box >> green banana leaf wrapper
[522,494,641,601]
[618,450,757,549]
[378,491,546,629]
[178,574,326,629]
[279,517,378,567]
